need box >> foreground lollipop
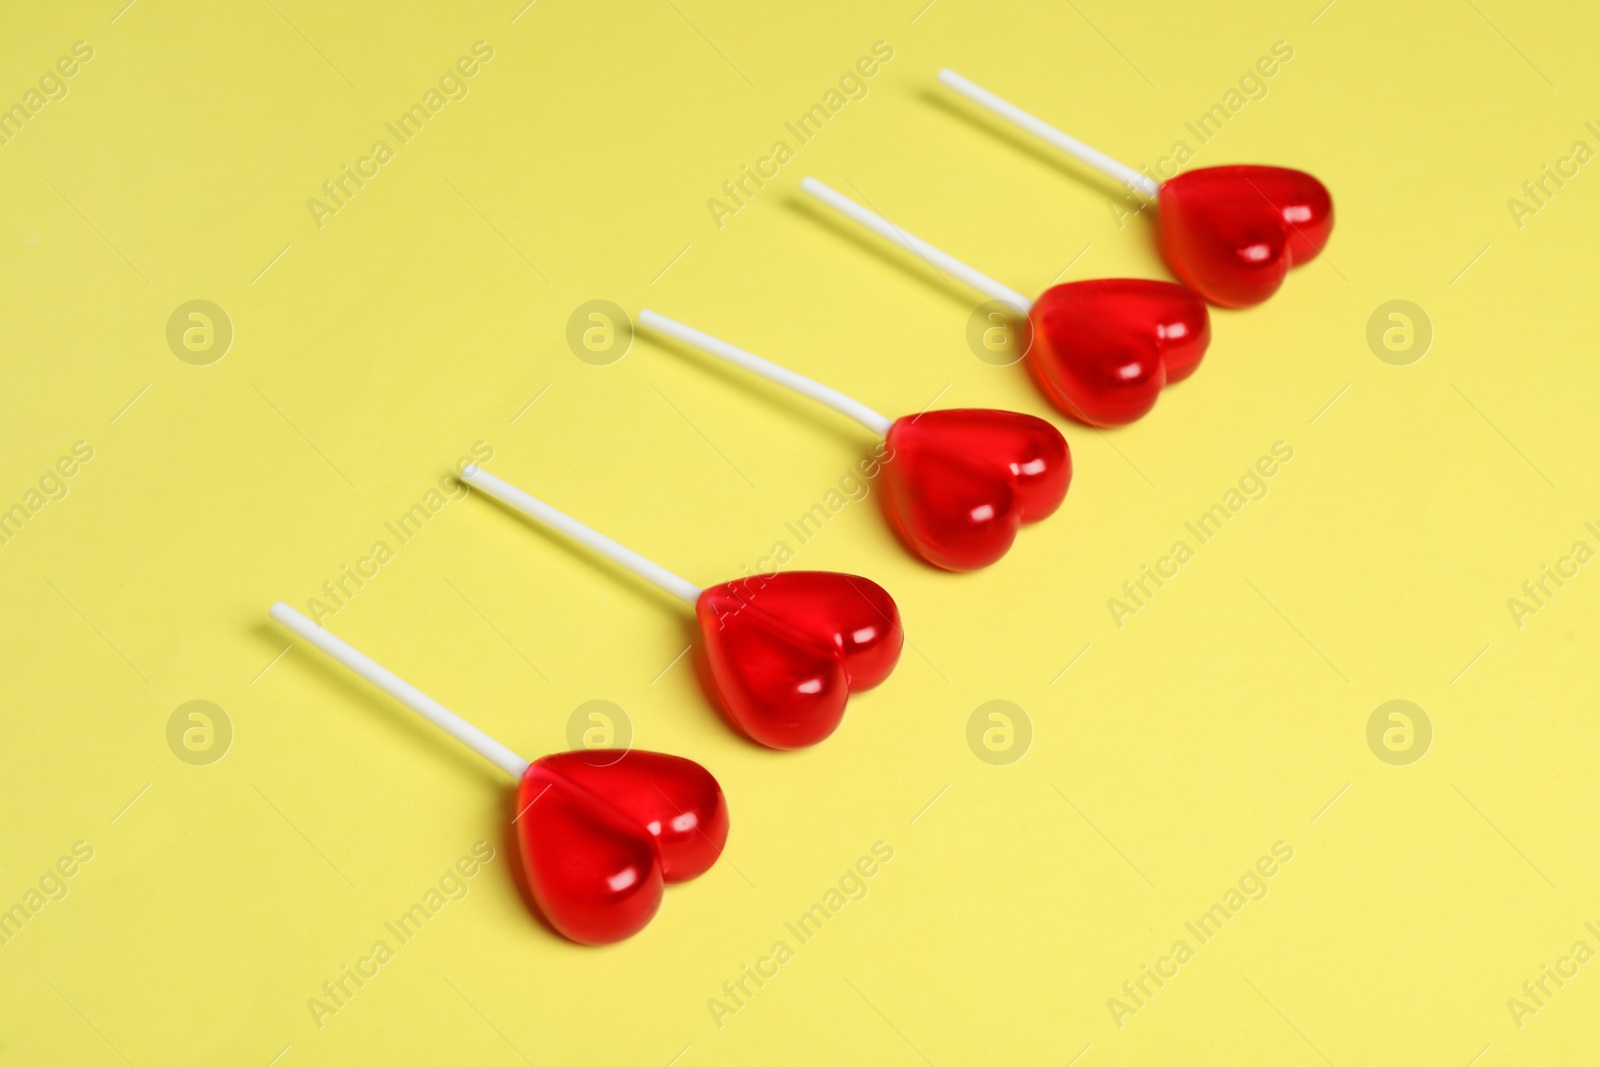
[638,308,1069,572]
[460,465,902,749]
[938,69,1334,308]
[800,177,1208,427]
[269,602,726,945]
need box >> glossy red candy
[1158,165,1334,308]
[881,409,1070,571]
[516,749,728,945]
[1025,278,1210,427]
[696,571,902,749]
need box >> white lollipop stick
[938,69,1162,201]
[269,601,529,779]
[799,177,1033,311]
[637,309,894,437]
[459,465,702,607]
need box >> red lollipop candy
[801,177,1209,428]
[638,309,1070,572]
[938,69,1334,309]
[459,466,902,749]
[269,602,727,945]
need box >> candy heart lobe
[516,763,664,945]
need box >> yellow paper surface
[2,1,1597,1062]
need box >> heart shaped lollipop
[882,409,1069,569]
[938,69,1333,308]
[801,177,1210,427]
[1157,165,1333,307]
[697,571,900,747]
[638,310,1070,572]
[270,603,728,945]
[519,750,727,942]
[1026,279,1209,426]
[460,465,903,748]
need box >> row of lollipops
[269,69,1334,944]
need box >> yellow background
[3,0,1598,1062]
